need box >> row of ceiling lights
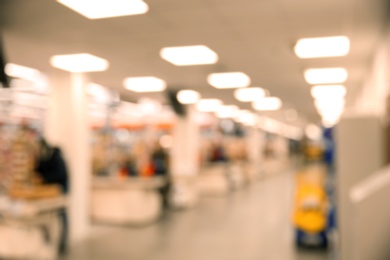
[52,0,286,125]
[55,0,351,127]
[8,1,350,129]
[297,36,350,127]
[7,37,349,128]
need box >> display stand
[198,163,230,196]
[0,195,67,260]
[91,176,166,225]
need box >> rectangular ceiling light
[311,85,347,100]
[294,36,350,59]
[177,90,201,104]
[50,53,109,73]
[207,72,251,89]
[57,0,149,19]
[234,87,266,102]
[5,63,42,81]
[304,68,348,85]
[216,105,238,118]
[160,45,218,66]
[315,99,345,114]
[123,76,166,92]
[196,99,223,112]
[252,97,282,111]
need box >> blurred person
[34,137,69,254]
[151,142,171,209]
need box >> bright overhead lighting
[197,99,223,112]
[57,0,149,19]
[317,106,344,118]
[138,98,162,115]
[322,118,338,128]
[207,72,251,89]
[315,99,345,112]
[177,90,201,104]
[216,105,239,118]
[252,97,282,111]
[50,53,109,73]
[86,83,112,104]
[235,110,255,124]
[5,63,42,81]
[123,77,166,92]
[304,68,348,85]
[234,87,266,102]
[311,85,347,100]
[294,36,350,59]
[305,124,322,140]
[160,45,218,66]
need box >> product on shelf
[91,127,170,179]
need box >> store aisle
[62,172,328,260]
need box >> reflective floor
[62,172,329,260]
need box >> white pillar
[246,127,265,180]
[336,116,385,260]
[45,70,91,243]
[171,105,199,176]
[170,106,200,208]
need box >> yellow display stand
[293,165,328,233]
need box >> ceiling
[0,0,387,124]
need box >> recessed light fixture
[294,36,350,59]
[315,99,345,113]
[123,77,166,93]
[207,72,251,89]
[304,68,348,85]
[252,97,282,111]
[5,63,42,81]
[177,90,201,104]
[50,53,109,73]
[234,87,266,102]
[57,0,149,19]
[311,85,347,100]
[216,105,239,118]
[196,99,223,112]
[160,45,218,66]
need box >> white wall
[336,116,385,260]
[353,39,389,118]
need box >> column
[336,116,385,259]
[247,127,266,180]
[170,105,200,208]
[45,70,91,243]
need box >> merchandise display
[88,98,174,225]
[0,87,67,259]
[198,120,252,195]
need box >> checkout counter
[0,194,66,260]
[91,176,166,225]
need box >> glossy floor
[62,172,329,260]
